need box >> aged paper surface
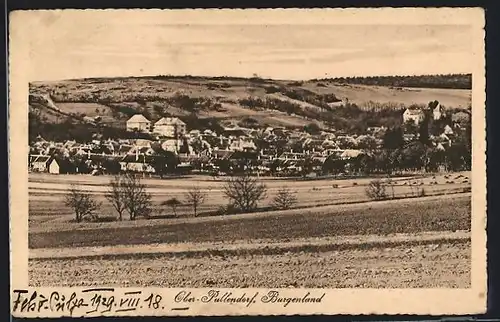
[9,8,486,317]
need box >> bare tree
[365,179,387,201]
[106,175,127,221]
[163,198,182,217]
[184,186,206,217]
[223,174,267,212]
[272,187,298,210]
[64,185,100,222]
[121,173,152,220]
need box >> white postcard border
[9,8,487,317]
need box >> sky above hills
[16,9,481,81]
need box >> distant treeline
[70,74,472,90]
[316,74,472,90]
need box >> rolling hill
[28,74,472,142]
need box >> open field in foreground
[29,191,471,288]
[29,232,470,288]
[28,172,471,288]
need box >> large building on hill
[153,117,187,138]
[126,114,151,133]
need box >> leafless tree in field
[272,187,298,210]
[365,179,387,201]
[185,186,206,217]
[64,185,100,222]
[223,174,267,212]
[121,173,152,220]
[106,175,127,221]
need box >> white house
[433,104,443,120]
[161,139,183,153]
[403,108,425,125]
[30,155,63,174]
[47,158,61,174]
[340,149,363,160]
[436,142,446,151]
[126,114,151,133]
[134,139,153,147]
[437,133,452,147]
[443,124,454,135]
[327,101,344,108]
[229,137,257,152]
[119,154,156,173]
[153,117,187,137]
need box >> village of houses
[28,102,470,177]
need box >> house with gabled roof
[443,124,454,135]
[126,114,151,133]
[433,103,443,120]
[29,155,75,174]
[153,117,186,138]
[30,155,52,172]
[119,154,155,173]
[229,137,257,152]
[161,138,183,153]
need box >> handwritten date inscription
[12,289,164,316]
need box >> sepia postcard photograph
[9,8,487,317]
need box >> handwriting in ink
[13,288,167,316]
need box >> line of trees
[319,74,472,90]
[64,173,299,222]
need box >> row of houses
[28,129,461,175]
[402,103,471,125]
[29,151,177,175]
[126,115,187,137]
[29,141,367,176]
[30,100,470,176]
[32,121,382,157]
